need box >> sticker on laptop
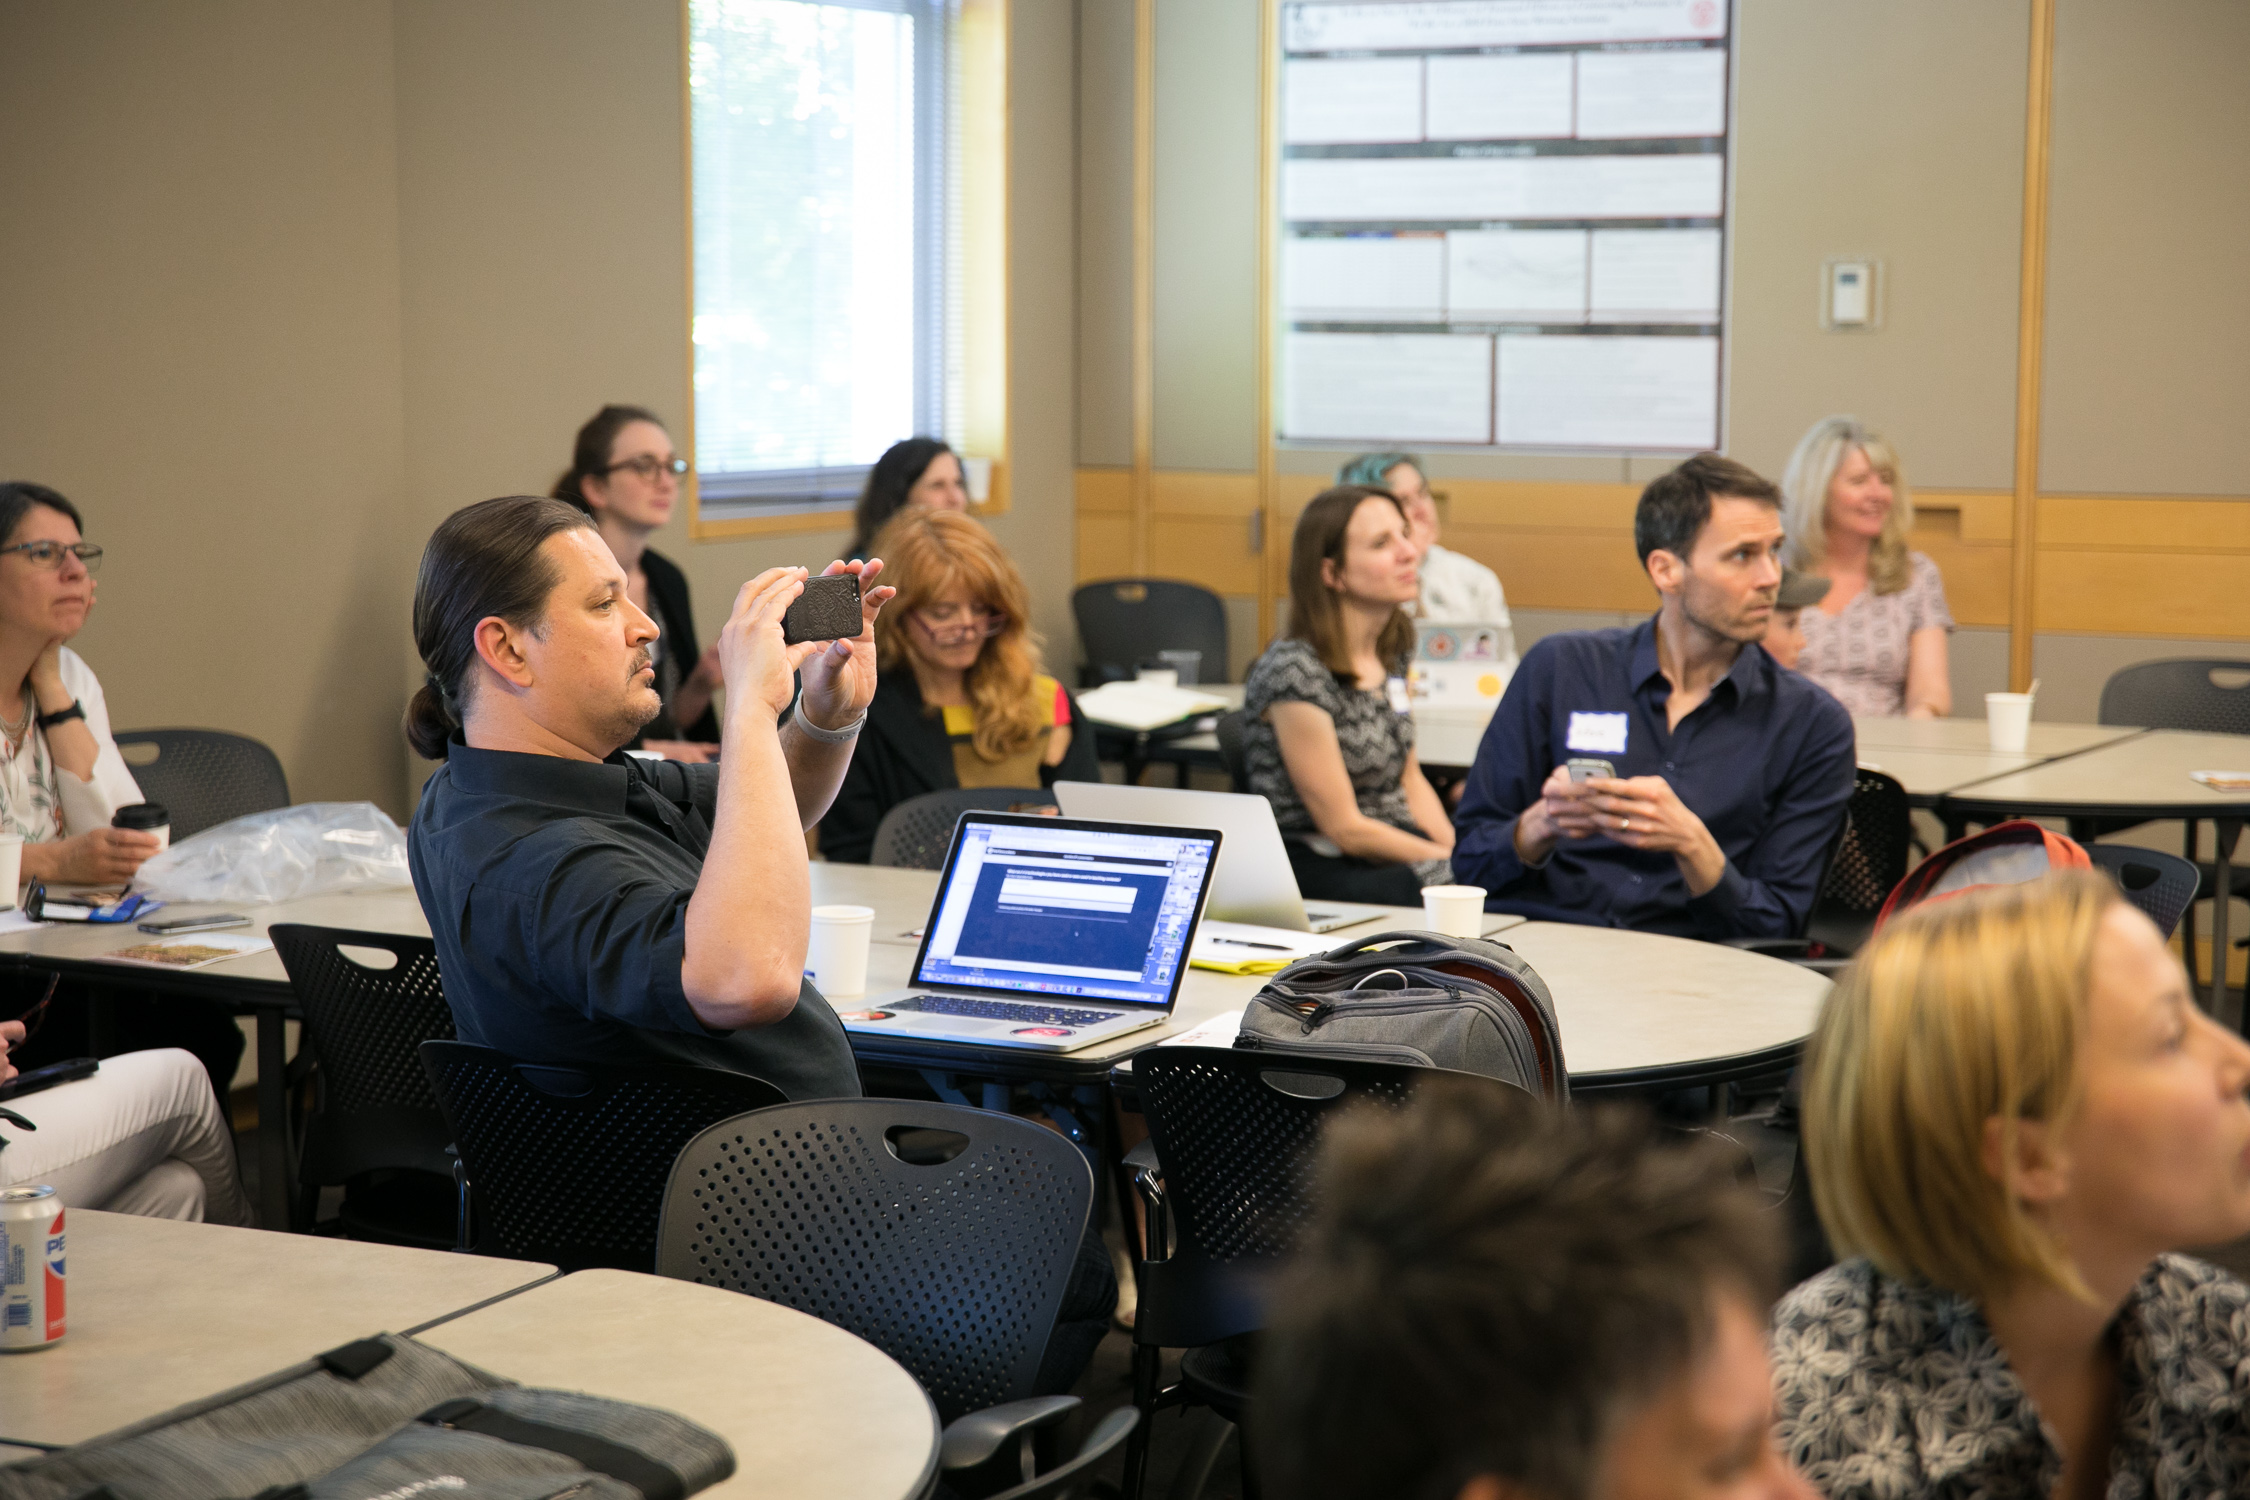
[1566,712,1629,755]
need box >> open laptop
[1052,782,1389,933]
[837,811,1221,1054]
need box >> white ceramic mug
[1986,692,2034,753]
[1420,884,1488,941]
[805,904,876,997]
[0,836,21,911]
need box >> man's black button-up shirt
[408,740,860,1101]
[1452,619,1855,941]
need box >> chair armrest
[1125,1138,1170,1264]
[940,1395,1082,1471]
[984,1406,1141,1500]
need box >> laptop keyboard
[895,994,1126,1027]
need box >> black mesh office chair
[1730,769,1910,974]
[1214,708,1252,794]
[1121,1047,1524,1500]
[2099,659,2250,986]
[112,728,290,841]
[658,1098,1134,1494]
[271,925,456,1243]
[868,787,1056,870]
[419,1041,786,1272]
[2088,844,2202,941]
[1072,579,1227,688]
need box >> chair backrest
[657,1098,1093,1426]
[272,924,456,1184]
[1213,708,1252,793]
[112,728,291,842]
[1816,769,1913,919]
[420,1040,787,1272]
[869,787,1055,870]
[1072,579,1228,687]
[2097,659,2250,736]
[2087,844,2202,941]
[1131,1046,1509,1348]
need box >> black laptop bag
[1236,929,1567,1101]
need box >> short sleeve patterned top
[1243,639,1447,884]
[1797,551,1954,718]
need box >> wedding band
[1621,817,1631,831]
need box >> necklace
[0,691,33,748]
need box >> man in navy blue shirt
[1453,454,1854,941]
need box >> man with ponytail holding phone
[404,495,892,1100]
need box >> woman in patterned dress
[1779,416,1954,718]
[1240,485,1454,906]
[1774,871,2250,1499]
[0,483,152,882]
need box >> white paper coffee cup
[1986,692,2033,753]
[0,837,21,910]
[1135,667,1178,690]
[806,904,876,997]
[1421,884,1488,941]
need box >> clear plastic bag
[132,801,412,905]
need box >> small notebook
[2189,770,2250,793]
[97,932,272,970]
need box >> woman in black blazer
[552,405,720,760]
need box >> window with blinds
[689,0,960,519]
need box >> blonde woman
[817,509,1097,863]
[1774,871,2250,1499]
[1778,416,1952,717]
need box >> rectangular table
[0,1208,552,1448]
[1940,729,2250,1015]
[1849,716,2142,757]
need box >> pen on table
[1208,936,1294,952]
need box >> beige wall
[0,1,411,812]
[1,0,1080,814]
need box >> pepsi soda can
[0,1184,65,1351]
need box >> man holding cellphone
[1451,455,1853,942]
[404,496,891,1098]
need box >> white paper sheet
[1193,922,1334,961]
[1588,228,1722,321]
[1283,56,1426,144]
[1285,0,1728,53]
[1285,234,1446,320]
[1424,52,1574,141]
[1575,48,1728,139]
[1283,332,1494,443]
[1285,152,1724,223]
[1495,334,1719,448]
[1446,228,1588,320]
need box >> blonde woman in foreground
[1774,871,2250,1499]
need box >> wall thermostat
[1821,258,1882,331]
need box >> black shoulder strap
[418,1399,684,1500]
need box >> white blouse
[0,648,144,844]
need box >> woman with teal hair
[1339,452,1516,680]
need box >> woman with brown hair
[1775,871,2250,1499]
[1240,484,1454,905]
[817,509,1098,863]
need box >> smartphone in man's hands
[781,573,863,645]
[1565,757,1616,784]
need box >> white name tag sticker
[1566,711,1629,755]
[1385,676,1412,715]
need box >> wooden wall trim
[1079,469,2250,639]
[2008,0,2058,685]
[1129,0,1154,575]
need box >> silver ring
[1621,816,1631,831]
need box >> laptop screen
[911,813,1219,1009]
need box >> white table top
[0,1209,553,1447]
[1849,716,2141,757]
[1853,747,2045,798]
[416,1269,939,1500]
[1940,729,2250,814]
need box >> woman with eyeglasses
[817,508,1097,863]
[552,404,720,762]
[0,482,151,885]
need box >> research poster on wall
[1278,0,1732,452]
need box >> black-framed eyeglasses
[602,455,689,482]
[11,972,59,1041]
[0,541,101,573]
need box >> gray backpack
[1237,929,1568,1101]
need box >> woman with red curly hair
[817,510,1098,862]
